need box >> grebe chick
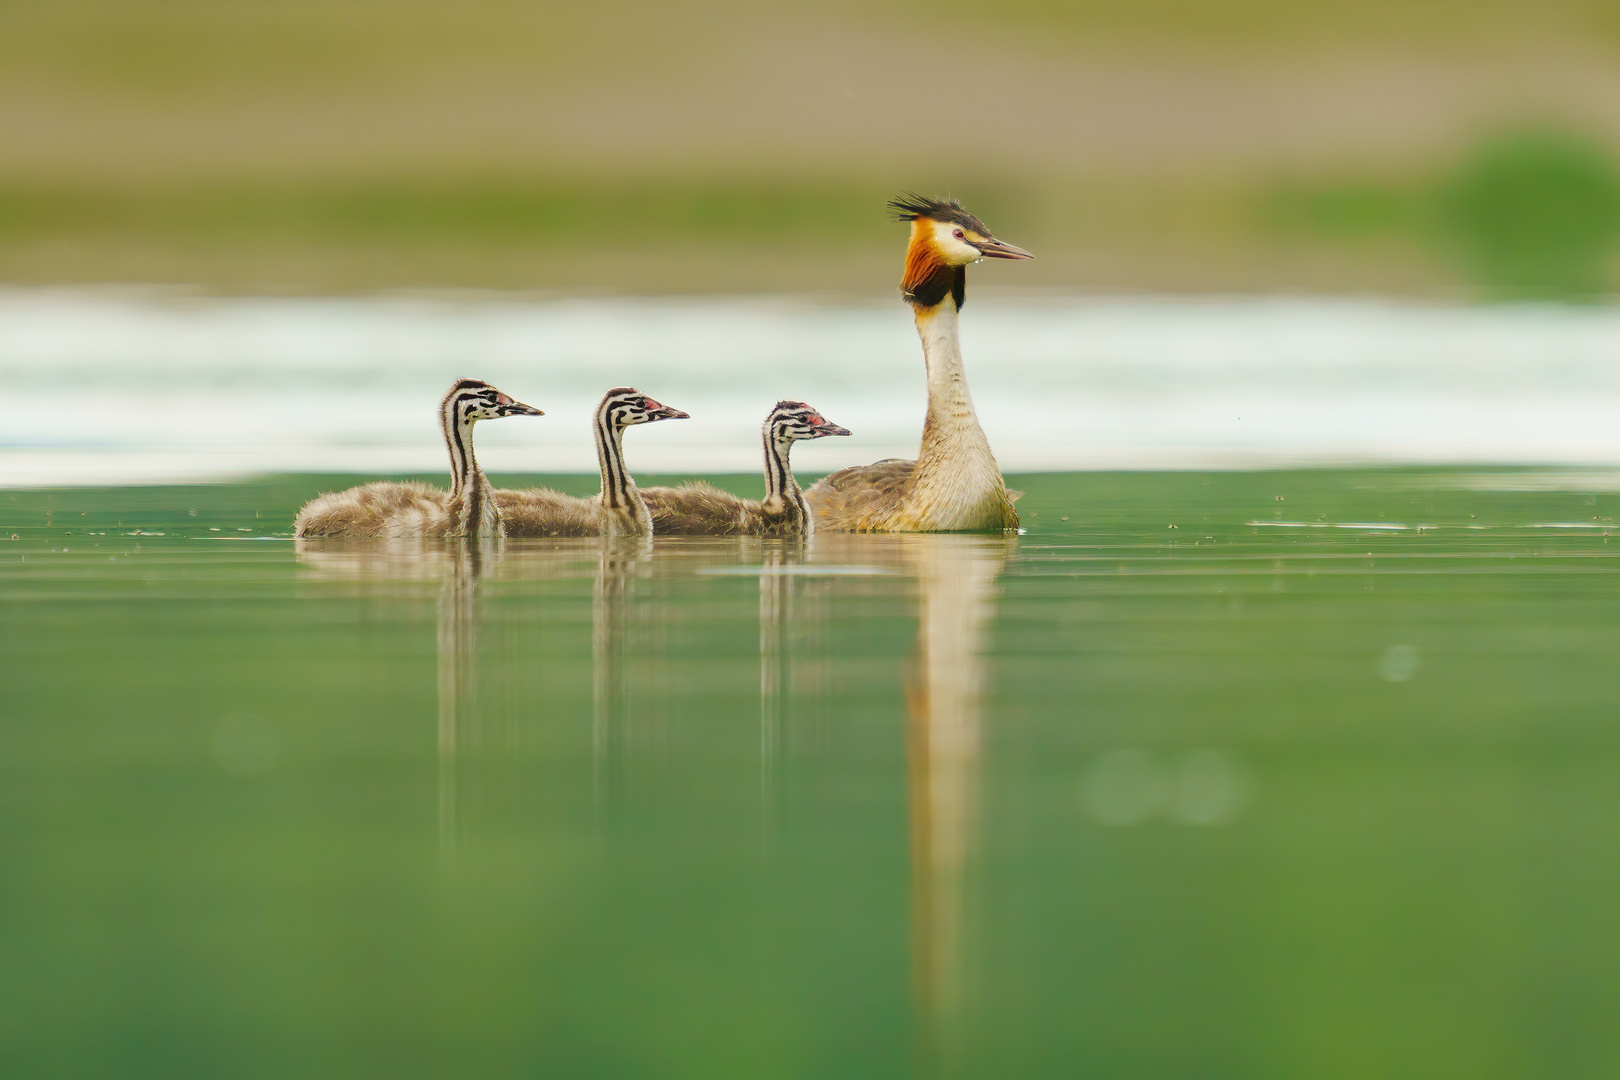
[805,194,1030,532]
[295,379,542,539]
[495,387,689,538]
[642,401,851,536]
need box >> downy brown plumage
[805,194,1030,532]
[294,379,543,539]
[495,387,688,537]
[642,400,851,536]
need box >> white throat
[904,298,1013,531]
[916,302,993,461]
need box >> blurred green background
[5,0,1620,298]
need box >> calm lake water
[5,469,1620,1077]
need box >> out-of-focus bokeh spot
[1080,747,1252,827]
[1378,644,1421,683]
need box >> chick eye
[952,228,965,240]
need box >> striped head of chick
[444,378,545,422]
[889,193,1032,309]
[601,387,690,429]
[766,401,852,445]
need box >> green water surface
[4,470,1620,1078]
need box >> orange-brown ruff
[805,195,1030,532]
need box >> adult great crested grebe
[805,194,1030,532]
[294,378,543,539]
[641,400,851,536]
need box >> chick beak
[646,400,690,421]
[501,400,545,417]
[974,236,1034,260]
[814,423,852,438]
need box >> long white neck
[442,407,501,538]
[761,429,809,531]
[594,411,651,536]
[914,301,995,472]
[901,298,1016,531]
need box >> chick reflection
[591,536,654,816]
[900,535,1011,1054]
[755,538,831,841]
[436,542,493,855]
[298,524,1009,1041]
[294,536,501,855]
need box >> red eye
[808,415,823,425]
[952,228,965,239]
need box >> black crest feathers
[888,193,990,235]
